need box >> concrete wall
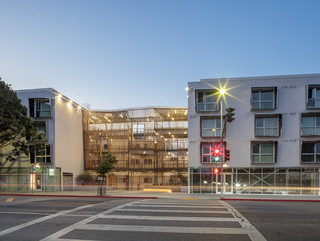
[188,74,320,168]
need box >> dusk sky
[1,0,319,110]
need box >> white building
[188,74,320,195]
[0,88,84,191]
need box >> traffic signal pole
[220,102,225,199]
[219,106,235,199]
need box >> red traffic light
[213,168,220,174]
[225,149,230,162]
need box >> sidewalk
[1,190,320,201]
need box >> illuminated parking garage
[83,107,188,190]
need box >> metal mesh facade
[83,107,188,189]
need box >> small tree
[96,154,118,182]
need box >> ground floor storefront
[189,167,320,195]
[0,167,61,192]
[104,171,188,190]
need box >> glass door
[216,173,233,194]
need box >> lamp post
[218,88,225,199]
[32,163,40,195]
[217,87,235,199]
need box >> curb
[0,194,157,199]
[221,198,320,202]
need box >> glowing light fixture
[219,88,226,95]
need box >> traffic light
[225,149,230,162]
[213,148,220,162]
[213,168,220,174]
[225,107,235,123]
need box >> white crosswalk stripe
[98,214,240,222]
[41,199,266,241]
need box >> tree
[76,172,94,185]
[96,154,118,178]
[0,79,42,161]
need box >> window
[195,90,219,111]
[144,178,152,183]
[201,117,221,137]
[34,122,47,140]
[301,142,320,163]
[251,88,276,110]
[30,145,51,163]
[301,114,320,136]
[29,99,51,118]
[251,142,277,163]
[200,142,224,163]
[307,85,320,108]
[144,159,152,165]
[102,140,108,154]
[255,115,280,137]
[133,123,144,139]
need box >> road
[226,200,320,241]
[0,195,319,240]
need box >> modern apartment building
[83,107,188,190]
[0,88,84,191]
[188,74,320,195]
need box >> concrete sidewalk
[1,190,320,201]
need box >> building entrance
[216,173,233,194]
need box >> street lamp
[217,87,236,199]
[32,163,40,195]
[218,88,226,199]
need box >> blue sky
[1,0,319,109]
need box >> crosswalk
[41,199,266,241]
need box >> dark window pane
[302,143,314,153]
[197,92,203,103]
[261,102,273,109]
[316,143,320,153]
[256,118,263,127]
[252,144,259,153]
[252,92,259,101]
[301,155,314,162]
[261,91,273,101]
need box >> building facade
[0,88,84,192]
[188,74,320,195]
[83,107,188,190]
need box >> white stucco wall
[54,96,84,179]
[188,74,320,168]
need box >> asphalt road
[0,195,319,241]
[226,200,320,241]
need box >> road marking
[25,201,119,207]
[57,239,97,241]
[139,202,224,206]
[99,214,240,222]
[117,208,230,214]
[222,201,267,241]
[40,200,142,241]
[64,214,92,217]
[182,198,198,200]
[130,204,226,208]
[77,224,247,234]
[0,203,96,237]
[0,211,52,216]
